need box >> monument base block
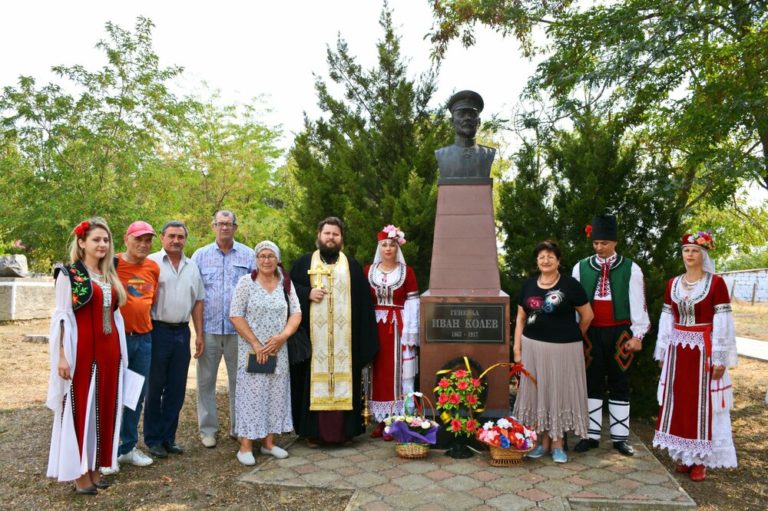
[419,291,510,417]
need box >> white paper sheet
[123,368,145,411]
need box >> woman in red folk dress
[653,231,737,482]
[46,218,128,494]
[365,225,420,438]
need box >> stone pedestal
[0,277,55,321]
[419,184,510,415]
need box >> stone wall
[0,277,55,320]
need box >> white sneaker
[118,447,154,467]
[201,435,217,448]
[101,464,119,475]
[260,445,288,459]
[236,450,256,466]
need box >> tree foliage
[287,6,452,286]
[430,0,768,196]
[0,17,283,268]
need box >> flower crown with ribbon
[681,231,714,251]
[73,220,91,239]
[377,225,406,246]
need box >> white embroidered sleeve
[401,294,420,347]
[46,272,77,412]
[712,304,737,368]
[654,304,673,362]
[629,263,651,339]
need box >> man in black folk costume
[572,214,651,456]
[290,217,378,445]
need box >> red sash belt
[674,323,713,371]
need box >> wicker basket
[395,442,430,459]
[488,445,533,466]
[389,393,437,460]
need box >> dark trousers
[144,322,190,447]
[118,332,152,455]
[584,325,633,402]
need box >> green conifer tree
[287,6,452,286]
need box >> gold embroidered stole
[308,250,353,410]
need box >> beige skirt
[512,335,588,440]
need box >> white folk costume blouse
[653,273,737,468]
[46,266,128,481]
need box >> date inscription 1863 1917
[424,303,505,343]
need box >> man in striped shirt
[192,210,254,448]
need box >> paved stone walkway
[240,432,695,510]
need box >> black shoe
[163,442,184,454]
[73,484,98,495]
[92,478,112,489]
[148,444,169,458]
[574,438,600,452]
[613,441,635,456]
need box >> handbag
[283,283,312,365]
[246,353,276,374]
[286,325,312,365]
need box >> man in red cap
[103,221,160,473]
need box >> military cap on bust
[447,90,484,114]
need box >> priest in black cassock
[289,216,378,445]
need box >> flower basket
[488,445,534,466]
[395,442,430,460]
[477,416,537,467]
[384,392,439,460]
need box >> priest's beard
[316,239,341,263]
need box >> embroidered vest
[578,255,632,322]
[53,260,118,312]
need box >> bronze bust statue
[435,90,495,184]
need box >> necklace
[378,262,397,274]
[682,275,702,288]
[537,272,560,287]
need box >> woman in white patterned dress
[230,241,301,465]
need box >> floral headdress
[73,220,91,239]
[681,231,714,251]
[377,225,406,246]
[584,224,592,238]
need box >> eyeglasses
[257,254,277,261]
[214,222,235,228]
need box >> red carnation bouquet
[434,368,485,437]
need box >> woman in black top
[512,240,593,463]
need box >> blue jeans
[144,322,190,447]
[118,332,152,456]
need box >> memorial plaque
[425,303,504,343]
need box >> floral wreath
[379,224,406,246]
[682,231,714,251]
[73,220,91,239]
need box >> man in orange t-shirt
[104,220,160,473]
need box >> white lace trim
[370,399,403,422]
[669,328,706,350]
[653,413,737,468]
[375,309,390,323]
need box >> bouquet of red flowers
[476,416,537,451]
[434,368,485,437]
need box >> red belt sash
[674,323,713,371]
